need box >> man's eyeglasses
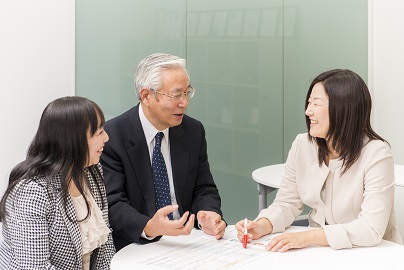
[153,86,196,102]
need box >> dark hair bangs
[85,101,105,137]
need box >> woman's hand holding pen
[236,220,328,252]
[235,218,273,244]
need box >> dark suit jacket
[100,104,223,251]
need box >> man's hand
[144,205,195,238]
[197,211,226,239]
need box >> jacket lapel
[127,105,156,217]
[169,125,189,214]
[317,164,330,198]
[52,176,83,267]
[312,163,331,224]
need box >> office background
[76,0,367,221]
[1,1,403,226]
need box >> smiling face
[87,123,109,166]
[305,82,330,139]
[140,67,190,130]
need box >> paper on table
[137,228,271,270]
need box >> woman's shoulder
[287,133,318,161]
[292,133,314,148]
[13,176,48,195]
[7,176,53,215]
[11,175,57,202]
[361,138,392,160]
[294,132,309,141]
[363,137,391,153]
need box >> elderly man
[100,53,226,251]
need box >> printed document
[137,227,273,270]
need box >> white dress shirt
[139,103,181,221]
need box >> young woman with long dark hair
[0,96,115,269]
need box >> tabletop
[111,225,404,270]
[251,163,284,188]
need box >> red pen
[242,218,248,248]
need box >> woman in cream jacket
[236,69,402,251]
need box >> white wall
[2,1,401,180]
[369,0,404,165]
[0,0,74,196]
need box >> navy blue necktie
[152,132,173,220]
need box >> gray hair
[134,53,189,100]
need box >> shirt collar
[139,103,169,145]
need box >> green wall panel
[283,0,368,155]
[76,0,187,119]
[185,0,284,222]
[76,0,367,224]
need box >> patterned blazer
[0,163,115,269]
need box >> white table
[111,225,404,270]
[252,163,284,212]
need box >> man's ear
[139,88,150,104]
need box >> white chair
[252,164,308,224]
[394,164,404,239]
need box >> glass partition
[186,0,284,220]
[76,0,367,223]
[283,0,368,155]
[76,0,186,119]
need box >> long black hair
[0,96,106,222]
[305,69,386,175]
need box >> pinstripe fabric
[0,163,115,269]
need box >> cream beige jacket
[257,133,403,249]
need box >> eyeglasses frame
[152,86,196,102]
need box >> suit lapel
[315,164,330,200]
[127,105,156,217]
[52,176,82,267]
[312,163,331,224]
[169,125,189,214]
